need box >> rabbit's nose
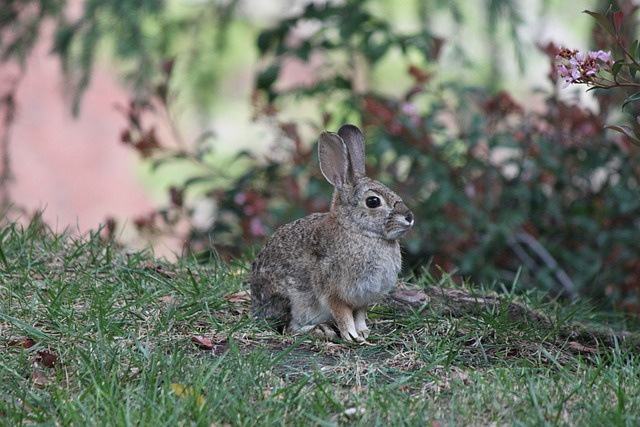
[394,202,414,226]
[405,210,414,225]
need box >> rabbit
[250,124,414,342]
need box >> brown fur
[250,125,414,342]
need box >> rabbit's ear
[338,124,366,178]
[318,132,349,189]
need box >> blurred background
[2,0,640,311]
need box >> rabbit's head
[319,124,414,241]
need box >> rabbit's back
[250,213,327,324]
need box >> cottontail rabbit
[251,124,414,342]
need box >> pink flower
[570,67,581,80]
[555,47,610,89]
[249,217,266,237]
[400,102,421,127]
[588,50,611,62]
[234,192,247,205]
[401,102,418,116]
[557,65,572,88]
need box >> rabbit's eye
[366,196,381,208]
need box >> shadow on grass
[206,282,640,388]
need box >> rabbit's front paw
[343,331,366,343]
[357,328,370,340]
[339,332,366,344]
[330,301,364,343]
[354,308,370,340]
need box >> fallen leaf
[37,350,59,368]
[191,336,213,350]
[159,295,174,304]
[223,290,251,303]
[8,337,37,349]
[17,399,33,413]
[171,383,205,407]
[32,368,49,387]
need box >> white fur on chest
[346,260,400,306]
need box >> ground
[1,220,639,425]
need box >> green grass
[1,218,639,426]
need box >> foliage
[113,1,640,310]
[3,1,640,309]
[1,219,640,425]
[1,0,240,113]
[558,7,640,146]
[172,1,640,307]
[0,0,241,215]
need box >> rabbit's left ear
[318,132,349,189]
[338,124,366,178]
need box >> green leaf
[364,32,391,63]
[604,124,640,146]
[296,40,312,62]
[151,155,185,172]
[630,64,640,80]
[194,130,216,147]
[612,60,624,76]
[256,64,280,91]
[0,243,9,272]
[632,40,640,61]
[51,25,76,57]
[257,29,280,55]
[0,312,51,342]
[183,174,216,188]
[621,91,640,111]
[583,10,615,36]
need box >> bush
[233,2,640,307]
[5,1,640,310]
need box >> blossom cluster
[556,48,612,88]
